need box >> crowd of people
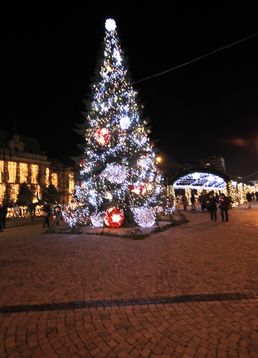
[0,190,257,231]
[178,190,257,223]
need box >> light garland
[173,172,226,190]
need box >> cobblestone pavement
[0,202,258,357]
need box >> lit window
[9,184,19,201]
[8,161,17,183]
[68,173,74,194]
[20,163,28,183]
[51,173,58,188]
[31,164,39,184]
[45,168,50,186]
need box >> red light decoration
[104,207,125,228]
[95,128,111,146]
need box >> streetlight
[155,155,162,164]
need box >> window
[20,163,28,183]
[8,161,17,183]
[31,164,39,184]
[51,173,58,188]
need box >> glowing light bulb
[105,18,116,32]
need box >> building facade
[0,131,74,204]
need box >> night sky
[2,4,258,177]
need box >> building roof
[0,130,43,155]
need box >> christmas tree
[64,18,168,228]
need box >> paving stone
[0,203,258,357]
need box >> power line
[134,32,258,84]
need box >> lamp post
[155,154,169,196]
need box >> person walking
[219,193,230,222]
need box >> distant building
[198,156,226,173]
[0,131,74,204]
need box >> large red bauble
[95,128,110,146]
[104,207,124,228]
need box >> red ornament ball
[104,207,125,228]
[95,128,110,146]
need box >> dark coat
[219,196,230,210]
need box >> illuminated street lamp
[155,155,162,164]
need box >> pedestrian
[1,200,8,229]
[54,206,62,226]
[181,194,188,211]
[219,193,230,222]
[246,192,252,209]
[206,192,218,222]
[0,203,4,231]
[13,202,20,217]
[42,201,52,228]
[190,193,196,211]
[199,193,206,212]
[28,202,36,220]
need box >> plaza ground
[0,202,258,357]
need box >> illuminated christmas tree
[65,18,167,228]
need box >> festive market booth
[169,168,255,207]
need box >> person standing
[181,194,188,211]
[54,206,62,226]
[219,193,230,222]
[1,200,8,229]
[246,192,252,209]
[206,192,218,222]
[0,203,4,231]
[190,193,196,211]
[42,201,52,228]
[199,193,206,212]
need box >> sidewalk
[5,216,42,228]
[0,201,258,357]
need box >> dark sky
[1,4,258,177]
